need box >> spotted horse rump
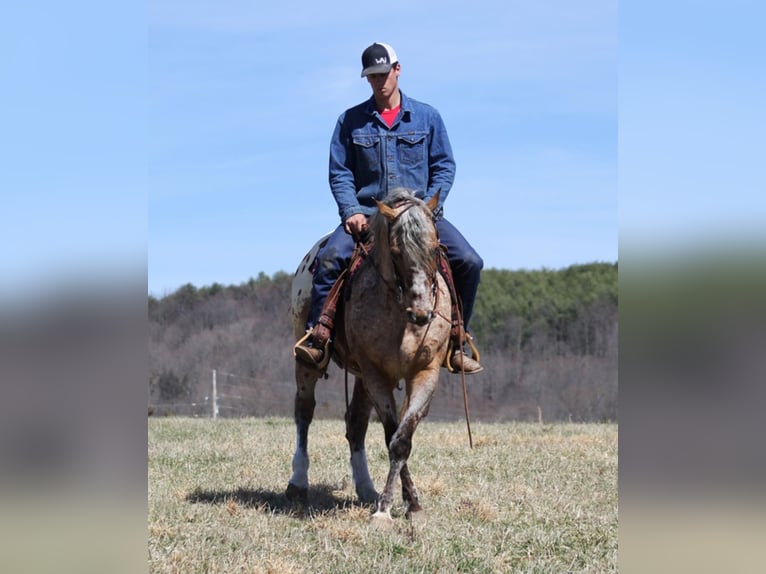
[290,232,330,341]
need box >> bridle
[362,198,450,327]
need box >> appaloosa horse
[287,188,452,524]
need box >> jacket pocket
[397,132,427,167]
[352,135,381,174]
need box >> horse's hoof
[406,506,427,524]
[370,511,394,529]
[286,482,308,504]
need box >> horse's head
[373,188,442,326]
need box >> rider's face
[366,64,400,98]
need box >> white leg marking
[289,449,309,490]
[350,449,377,501]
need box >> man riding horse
[294,42,483,375]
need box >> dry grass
[149,417,617,573]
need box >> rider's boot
[445,330,484,374]
[294,324,331,372]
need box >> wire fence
[148,367,542,422]
[148,369,294,418]
[149,352,618,422]
[149,370,510,420]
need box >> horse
[287,187,452,524]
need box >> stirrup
[293,329,331,371]
[443,332,482,373]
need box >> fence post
[212,369,219,419]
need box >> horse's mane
[370,188,438,275]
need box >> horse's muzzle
[406,308,434,326]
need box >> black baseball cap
[360,43,399,77]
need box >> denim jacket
[328,91,456,222]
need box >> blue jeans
[306,217,483,334]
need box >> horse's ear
[426,189,441,213]
[376,200,398,220]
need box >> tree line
[149,263,617,422]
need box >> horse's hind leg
[360,379,401,522]
[345,377,378,503]
[286,363,319,502]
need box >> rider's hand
[344,213,368,238]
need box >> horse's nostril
[407,308,434,326]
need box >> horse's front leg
[396,394,421,515]
[385,368,439,519]
[286,363,319,502]
[345,376,378,503]
[400,464,422,516]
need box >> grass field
[148,417,617,573]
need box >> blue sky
[147,0,617,296]
[3,1,763,300]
